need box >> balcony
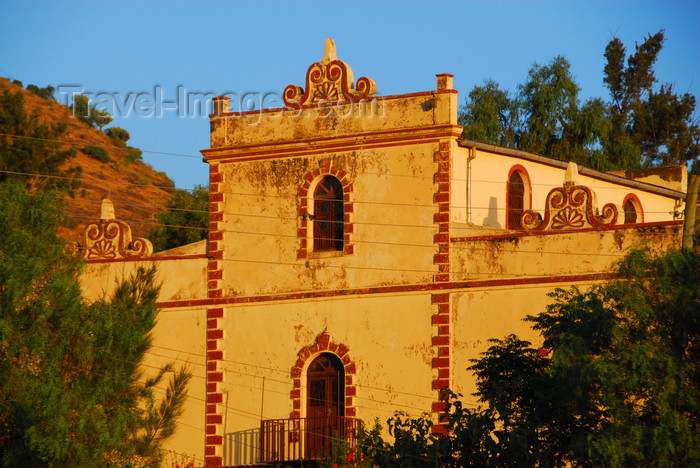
[260,416,359,464]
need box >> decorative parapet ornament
[82,198,153,260]
[283,38,377,107]
[522,162,618,231]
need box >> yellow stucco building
[80,40,687,467]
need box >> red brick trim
[430,292,451,433]
[433,141,451,283]
[205,162,225,464]
[298,162,354,259]
[289,332,357,420]
[431,138,453,433]
[157,271,625,309]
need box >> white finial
[322,37,337,64]
[100,198,115,220]
[564,161,579,186]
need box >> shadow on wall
[482,196,502,228]
[224,428,260,466]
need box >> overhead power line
[0,132,687,193]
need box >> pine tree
[0,182,191,467]
[459,31,699,171]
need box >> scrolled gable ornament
[82,198,153,260]
[283,38,377,108]
[522,184,618,232]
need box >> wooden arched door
[306,353,344,458]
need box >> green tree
[0,89,81,193]
[0,182,191,467]
[460,57,609,170]
[71,95,113,130]
[25,84,57,101]
[106,127,131,146]
[603,30,700,168]
[459,79,518,148]
[92,107,113,131]
[460,31,699,171]
[71,94,93,125]
[148,185,210,252]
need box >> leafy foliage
[0,183,191,467]
[148,185,209,252]
[71,94,93,125]
[357,413,442,467]
[82,144,111,162]
[106,126,131,146]
[71,94,113,130]
[0,88,81,193]
[459,79,518,148]
[125,145,144,164]
[603,30,700,168]
[373,248,700,467]
[25,84,56,101]
[460,31,699,170]
[92,107,113,130]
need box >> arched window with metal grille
[313,175,344,251]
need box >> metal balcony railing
[260,416,359,463]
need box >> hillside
[0,77,177,244]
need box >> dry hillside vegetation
[0,77,180,244]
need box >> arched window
[623,195,643,224]
[624,199,637,224]
[507,171,525,229]
[313,176,344,251]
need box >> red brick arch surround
[622,193,644,223]
[290,332,357,419]
[506,164,533,230]
[297,160,355,259]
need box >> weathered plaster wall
[208,91,457,149]
[608,165,687,192]
[218,293,435,464]
[81,257,208,303]
[451,223,681,282]
[217,144,439,296]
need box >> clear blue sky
[1,1,698,190]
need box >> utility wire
[145,349,453,413]
[67,209,674,262]
[0,132,688,194]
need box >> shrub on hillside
[124,146,143,164]
[105,127,130,147]
[82,145,111,163]
[158,172,176,188]
[26,84,56,101]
